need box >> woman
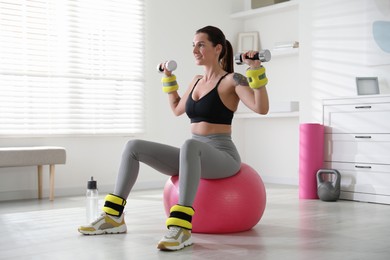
[78,25,269,251]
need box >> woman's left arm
[234,72,269,115]
[234,51,269,115]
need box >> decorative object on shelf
[238,32,259,53]
[273,41,299,50]
[251,0,290,9]
[356,77,380,95]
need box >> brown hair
[196,26,234,73]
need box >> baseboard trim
[261,175,298,186]
[0,180,167,202]
[0,176,299,201]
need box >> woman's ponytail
[220,40,234,73]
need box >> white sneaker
[78,213,127,235]
[157,226,193,251]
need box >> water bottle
[86,176,99,223]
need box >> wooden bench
[0,146,66,200]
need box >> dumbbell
[157,60,177,73]
[234,49,271,65]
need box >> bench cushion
[0,146,66,167]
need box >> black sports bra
[185,73,234,125]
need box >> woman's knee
[124,139,141,150]
[123,139,144,159]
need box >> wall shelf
[230,0,299,19]
[231,1,300,120]
[235,112,299,119]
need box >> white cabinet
[323,95,390,204]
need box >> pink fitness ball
[163,163,267,234]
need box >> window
[0,0,145,136]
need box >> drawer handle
[354,105,372,109]
[355,165,372,169]
[355,135,372,139]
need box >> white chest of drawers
[322,95,390,204]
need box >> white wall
[2,0,388,201]
[0,0,242,201]
[243,0,390,186]
[231,1,301,185]
[299,0,390,123]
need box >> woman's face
[192,32,221,66]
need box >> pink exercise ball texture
[163,163,266,234]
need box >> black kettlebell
[316,169,341,202]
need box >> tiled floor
[0,184,389,260]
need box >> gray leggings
[113,134,241,206]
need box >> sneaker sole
[78,225,127,235]
[157,238,193,251]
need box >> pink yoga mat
[299,123,324,199]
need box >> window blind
[0,0,145,136]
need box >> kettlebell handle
[316,169,341,187]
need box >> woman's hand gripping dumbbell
[157,60,178,93]
[234,49,271,65]
[157,60,177,74]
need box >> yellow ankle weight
[166,204,195,230]
[102,193,127,217]
[246,66,268,89]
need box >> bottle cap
[87,176,97,189]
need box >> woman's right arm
[165,76,199,116]
[167,90,184,116]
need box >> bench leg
[49,165,55,201]
[37,165,43,199]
